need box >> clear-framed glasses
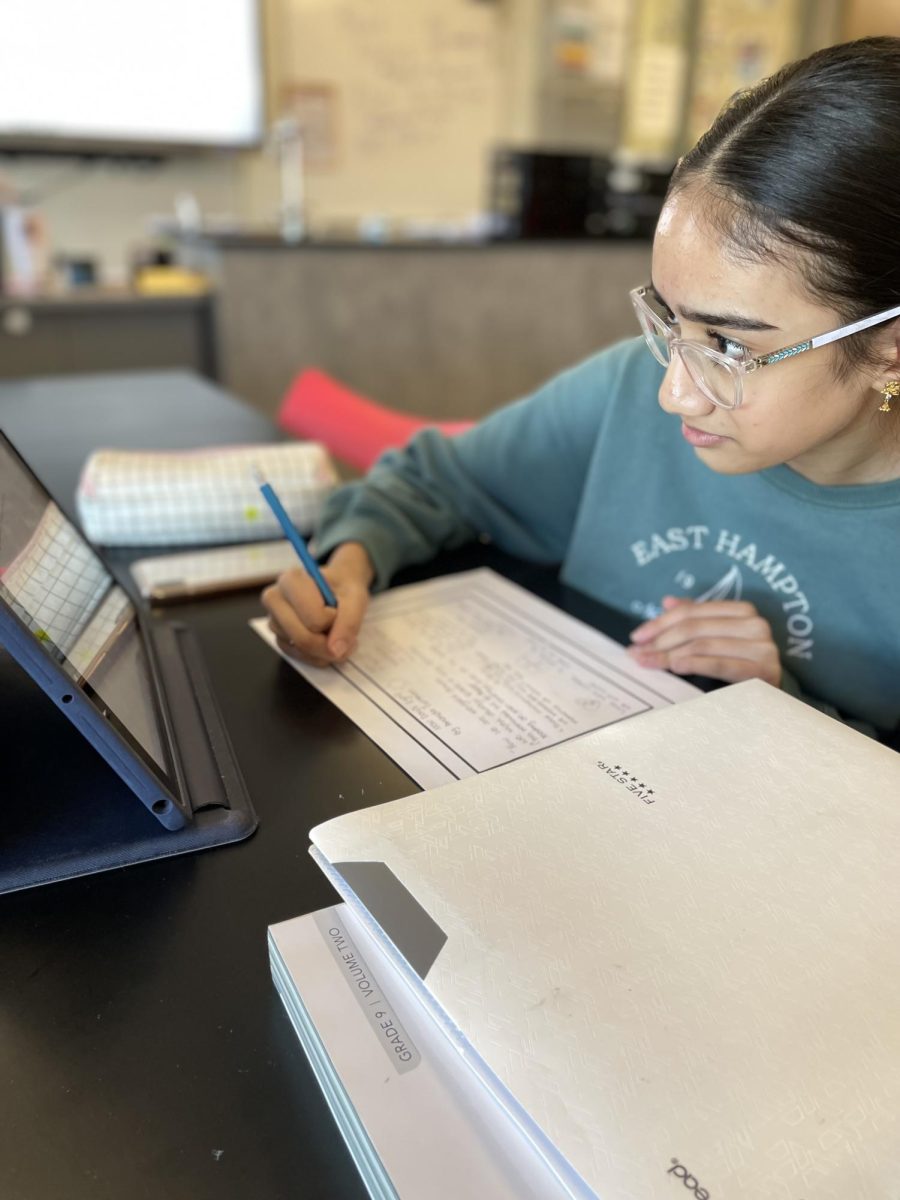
[630,284,900,410]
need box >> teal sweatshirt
[316,338,900,736]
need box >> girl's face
[651,187,899,485]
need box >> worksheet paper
[250,568,700,789]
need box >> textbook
[308,680,900,1200]
[269,903,573,1199]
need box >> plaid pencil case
[76,442,338,546]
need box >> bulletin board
[686,0,802,145]
[617,0,692,160]
[277,0,502,220]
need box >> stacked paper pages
[287,680,900,1200]
[269,902,573,1199]
[76,441,337,546]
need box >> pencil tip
[251,466,266,486]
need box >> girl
[263,37,900,738]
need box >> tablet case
[1,643,256,892]
[0,429,257,891]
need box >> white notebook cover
[310,680,900,1200]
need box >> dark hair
[670,37,900,377]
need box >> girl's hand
[261,541,374,668]
[627,596,782,687]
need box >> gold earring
[880,382,900,412]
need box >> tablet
[0,431,256,853]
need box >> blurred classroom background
[0,0,896,426]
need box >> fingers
[669,653,779,685]
[260,560,371,667]
[326,581,369,659]
[628,597,782,687]
[661,595,690,611]
[629,638,782,685]
[631,597,761,644]
[262,574,333,665]
[633,612,771,655]
[267,624,331,672]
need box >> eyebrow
[650,280,779,333]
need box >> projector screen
[0,0,265,153]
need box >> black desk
[0,370,633,1200]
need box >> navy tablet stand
[1,647,257,893]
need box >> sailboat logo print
[695,564,743,603]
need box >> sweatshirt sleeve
[314,348,621,590]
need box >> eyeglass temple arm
[810,302,900,350]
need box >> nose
[658,350,717,417]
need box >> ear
[873,317,900,392]
[888,316,900,366]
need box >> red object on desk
[277,368,474,472]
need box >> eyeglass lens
[633,297,739,409]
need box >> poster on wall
[618,0,691,161]
[548,0,631,85]
[686,0,801,143]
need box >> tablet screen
[0,436,171,780]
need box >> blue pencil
[253,469,338,608]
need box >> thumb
[325,582,369,659]
[661,594,693,610]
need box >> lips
[681,422,730,448]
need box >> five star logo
[596,760,657,804]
